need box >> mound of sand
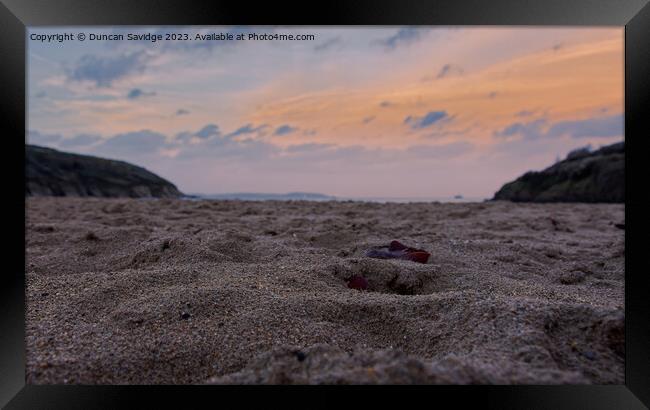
[26,198,624,384]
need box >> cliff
[26,145,183,198]
[493,141,624,203]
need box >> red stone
[347,275,368,291]
[389,240,408,251]
[403,251,430,264]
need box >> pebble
[347,275,368,291]
[294,350,307,362]
[84,232,99,241]
[180,312,191,320]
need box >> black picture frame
[1,0,649,408]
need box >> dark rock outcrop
[493,141,624,203]
[26,145,183,198]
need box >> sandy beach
[25,197,624,384]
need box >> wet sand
[25,197,625,384]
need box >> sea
[183,192,487,203]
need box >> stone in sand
[347,275,368,291]
[365,240,430,264]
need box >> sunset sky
[27,27,624,199]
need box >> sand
[25,197,625,384]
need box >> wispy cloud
[493,119,547,140]
[314,36,342,52]
[273,124,298,136]
[175,124,221,142]
[404,111,449,130]
[32,125,475,167]
[285,143,334,153]
[27,130,61,145]
[494,114,623,140]
[58,134,102,148]
[406,141,473,158]
[194,124,221,139]
[96,130,168,156]
[515,110,536,118]
[67,51,149,87]
[197,132,279,160]
[376,28,428,50]
[436,64,464,79]
[223,123,269,139]
[127,88,156,99]
[547,114,623,138]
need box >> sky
[27,26,624,199]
